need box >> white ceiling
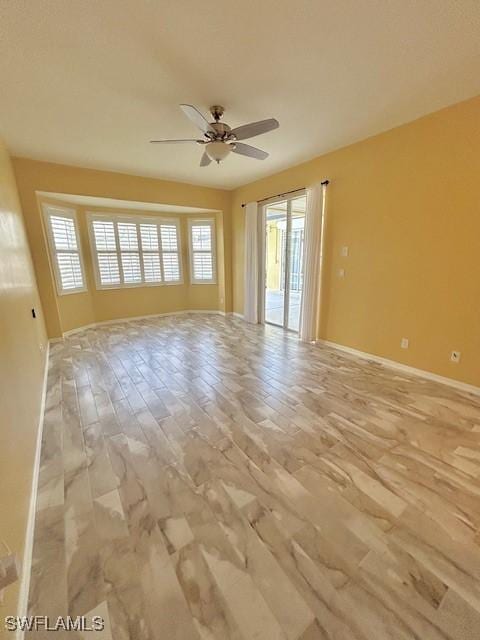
[37,192,219,214]
[1,1,480,190]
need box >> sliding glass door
[286,195,306,330]
[263,194,306,332]
[264,201,287,326]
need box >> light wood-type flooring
[28,314,480,639]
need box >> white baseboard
[317,339,480,397]
[58,309,226,338]
[184,310,226,316]
[16,342,50,639]
[54,312,480,396]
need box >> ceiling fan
[150,104,279,166]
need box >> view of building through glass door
[264,194,306,331]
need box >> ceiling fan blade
[232,142,269,160]
[180,104,215,134]
[150,139,203,144]
[230,118,279,141]
[200,151,212,167]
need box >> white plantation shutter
[160,224,181,281]
[189,220,216,283]
[92,220,116,251]
[121,253,142,283]
[140,223,162,282]
[143,253,162,282]
[117,223,138,250]
[50,215,78,250]
[192,224,212,251]
[97,253,120,285]
[160,224,178,251]
[117,222,141,284]
[193,253,213,281]
[44,207,86,294]
[162,252,181,281]
[89,214,181,288]
[139,223,159,251]
[56,254,84,289]
[92,220,120,286]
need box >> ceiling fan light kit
[205,140,233,164]
[150,104,279,166]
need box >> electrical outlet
[338,268,345,278]
[450,350,461,363]
[401,338,409,349]
[341,246,349,257]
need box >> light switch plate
[341,246,349,257]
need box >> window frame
[87,211,183,290]
[42,203,87,296]
[188,218,217,285]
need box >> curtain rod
[240,180,329,207]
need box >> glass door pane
[286,196,306,331]
[264,200,287,327]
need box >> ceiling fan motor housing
[209,122,232,140]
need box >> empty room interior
[1,2,480,638]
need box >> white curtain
[300,183,327,342]
[243,201,259,323]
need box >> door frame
[258,189,306,330]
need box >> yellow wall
[13,159,233,337]
[232,95,480,387]
[38,197,224,333]
[9,95,480,387]
[0,140,47,625]
[266,221,282,290]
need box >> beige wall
[13,159,233,337]
[232,95,480,387]
[0,140,47,625]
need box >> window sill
[94,280,184,291]
[57,286,88,296]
